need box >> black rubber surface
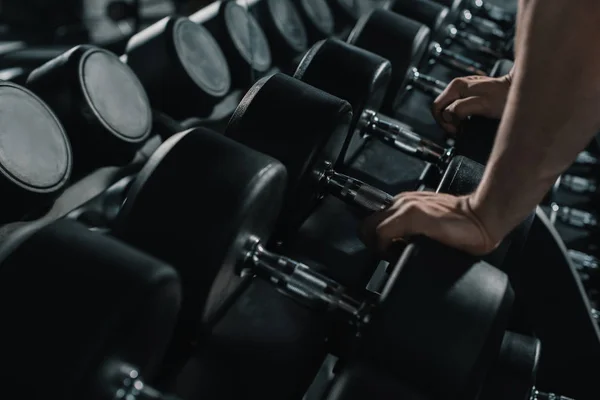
[0,219,181,399]
[227,73,352,239]
[28,45,151,175]
[0,81,71,222]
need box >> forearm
[471,0,600,242]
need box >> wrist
[465,194,505,251]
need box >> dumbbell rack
[0,0,591,400]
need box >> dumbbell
[0,80,72,224]
[478,332,575,400]
[346,9,461,115]
[550,204,599,234]
[384,0,510,63]
[325,0,372,32]
[225,73,533,276]
[123,15,233,120]
[294,0,336,43]
[0,219,181,399]
[251,0,310,67]
[25,45,153,178]
[189,1,272,89]
[433,0,515,29]
[295,38,459,167]
[112,126,513,400]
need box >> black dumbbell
[124,16,233,120]
[294,0,336,43]
[111,126,513,400]
[433,0,515,29]
[0,219,181,399]
[295,38,457,167]
[224,73,532,274]
[325,0,372,33]
[0,81,72,224]
[346,9,456,114]
[26,45,153,177]
[384,0,510,62]
[550,204,599,234]
[189,1,272,89]
[479,332,576,400]
[251,0,310,67]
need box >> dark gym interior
[0,1,598,399]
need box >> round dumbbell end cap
[223,2,272,72]
[301,0,335,36]
[267,0,309,52]
[0,83,71,193]
[80,49,152,143]
[172,18,232,98]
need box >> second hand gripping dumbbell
[112,125,513,400]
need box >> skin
[361,0,600,256]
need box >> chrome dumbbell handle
[108,363,180,400]
[322,167,394,214]
[363,109,453,167]
[406,68,447,98]
[429,42,487,76]
[460,9,506,41]
[530,387,575,400]
[246,237,367,320]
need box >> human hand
[432,73,513,135]
[359,192,499,257]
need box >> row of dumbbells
[0,59,566,400]
[0,0,520,227]
[0,1,572,400]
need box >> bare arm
[471,0,600,243]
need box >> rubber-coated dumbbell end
[97,360,182,400]
[125,16,232,119]
[361,109,454,168]
[428,41,487,76]
[243,236,369,321]
[26,45,152,174]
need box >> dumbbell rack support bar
[362,109,454,168]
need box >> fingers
[432,78,468,131]
[441,96,491,134]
